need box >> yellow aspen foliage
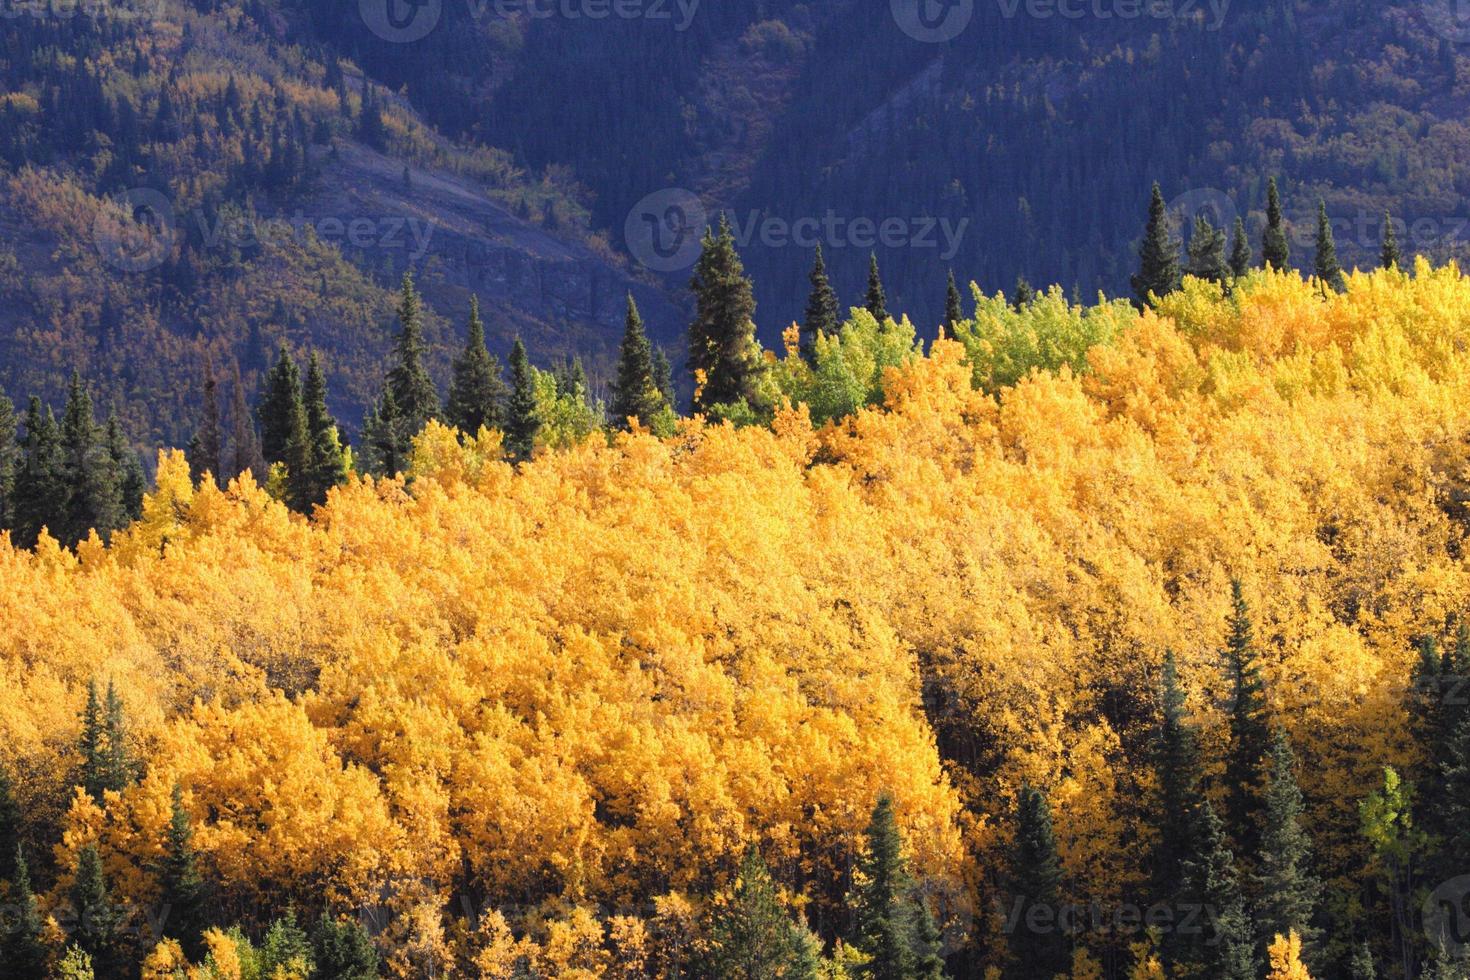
[1267,931,1314,980]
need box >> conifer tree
[612,295,664,432]
[446,296,509,436]
[1381,212,1402,272]
[705,846,817,979]
[1230,216,1253,278]
[652,347,675,409]
[1153,652,1204,906]
[0,392,17,530]
[1224,580,1272,863]
[59,371,124,545]
[913,901,947,980]
[79,679,107,800]
[71,843,121,972]
[12,398,64,548]
[282,360,313,512]
[505,339,540,461]
[802,246,840,362]
[312,914,380,980]
[1006,784,1068,980]
[159,783,207,959]
[298,353,347,510]
[865,253,889,323]
[101,680,138,793]
[1131,183,1181,308]
[1175,802,1255,980]
[1185,215,1229,283]
[850,794,926,980]
[361,388,410,478]
[228,361,264,482]
[188,356,223,488]
[1313,200,1346,293]
[260,909,313,976]
[1255,731,1321,961]
[258,344,303,466]
[1349,941,1376,980]
[103,420,141,528]
[1439,713,1470,876]
[1011,277,1034,310]
[689,215,762,414]
[387,271,441,432]
[1263,177,1290,271]
[943,269,963,336]
[4,847,47,980]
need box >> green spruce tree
[12,398,64,548]
[4,847,48,980]
[300,353,348,510]
[1175,802,1255,980]
[1005,784,1068,980]
[865,253,889,323]
[1263,177,1290,271]
[1153,651,1205,907]
[79,679,107,800]
[59,372,124,546]
[446,296,509,436]
[850,794,925,980]
[943,270,963,336]
[1230,216,1253,278]
[1350,941,1377,979]
[1011,276,1035,310]
[258,345,303,467]
[158,783,207,959]
[802,246,840,363]
[282,358,314,513]
[1255,730,1321,962]
[1131,183,1181,308]
[101,680,138,794]
[1313,200,1347,293]
[360,388,409,478]
[387,271,441,431]
[611,295,664,432]
[688,215,763,414]
[505,339,540,461]
[70,843,121,973]
[705,846,817,979]
[1223,581,1272,865]
[652,347,675,410]
[1185,215,1229,284]
[1381,212,1403,272]
[312,913,381,980]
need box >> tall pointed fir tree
[188,355,224,488]
[71,842,121,974]
[1006,784,1069,980]
[652,347,676,409]
[1131,183,1181,308]
[1262,177,1290,271]
[446,296,509,436]
[59,372,123,546]
[612,295,664,432]
[3,847,47,980]
[360,387,408,478]
[258,344,303,467]
[705,846,819,980]
[101,679,138,793]
[850,794,935,980]
[281,359,313,512]
[943,269,963,336]
[311,914,381,980]
[802,245,840,363]
[1381,211,1402,272]
[689,215,763,414]
[12,398,64,548]
[505,339,540,461]
[297,353,348,511]
[159,783,207,959]
[1349,941,1376,980]
[1153,652,1204,907]
[228,361,264,482]
[387,271,441,431]
[79,678,107,800]
[865,252,889,323]
[1230,216,1253,278]
[1223,580,1272,865]
[1255,730,1321,962]
[0,393,16,531]
[1175,802,1255,980]
[1313,200,1346,293]
[1185,215,1229,283]
[105,409,144,524]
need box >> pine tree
[387,271,441,431]
[688,215,762,414]
[4,847,48,979]
[446,296,509,436]
[105,410,144,524]
[706,846,815,979]
[943,269,963,336]
[298,353,347,511]
[612,295,664,432]
[1349,941,1376,979]
[1381,212,1402,272]
[1131,183,1181,308]
[1185,215,1229,284]
[228,361,264,482]
[652,347,675,409]
[312,914,380,980]
[912,900,947,980]
[1175,802,1255,980]
[1224,580,1272,864]
[59,371,124,545]
[1440,713,1470,876]
[258,344,303,466]
[505,339,540,461]
[282,358,313,512]
[12,397,64,548]
[101,679,138,793]
[79,679,107,800]
[1011,277,1034,310]
[260,908,313,976]
[71,843,120,972]
[1230,216,1253,278]
[1263,177,1290,271]
[1313,200,1346,293]
[865,253,889,323]
[158,783,207,959]
[188,356,223,488]
[1153,652,1204,907]
[1255,731,1321,962]
[1006,784,1068,980]
[360,388,410,478]
[802,246,840,362]
[851,794,923,980]
[0,392,17,530]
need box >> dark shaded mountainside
[3,0,1469,446]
